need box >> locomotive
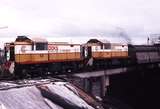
[2,36,160,77]
[2,36,128,77]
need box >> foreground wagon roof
[0,78,103,109]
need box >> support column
[83,78,92,94]
[100,75,106,97]
[83,78,88,92]
[100,75,109,97]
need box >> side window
[32,43,34,50]
[36,43,48,50]
[10,45,15,61]
[100,43,111,49]
[104,43,111,49]
[100,44,103,49]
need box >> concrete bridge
[68,62,160,109]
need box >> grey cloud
[0,0,160,45]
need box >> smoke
[115,27,132,44]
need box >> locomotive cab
[84,39,112,59]
[82,39,111,67]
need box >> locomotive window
[104,43,111,49]
[70,44,74,47]
[36,42,48,50]
[100,44,103,49]
[32,43,34,50]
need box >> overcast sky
[0,0,160,47]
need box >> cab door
[9,43,15,61]
[4,43,15,61]
[87,46,92,59]
[81,46,92,59]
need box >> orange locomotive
[4,36,83,77]
[82,39,128,69]
[14,37,82,64]
[3,36,128,77]
[84,39,128,59]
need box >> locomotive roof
[15,36,32,42]
[87,39,110,44]
[86,39,127,46]
[15,36,48,43]
[31,36,48,42]
[48,42,81,46]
